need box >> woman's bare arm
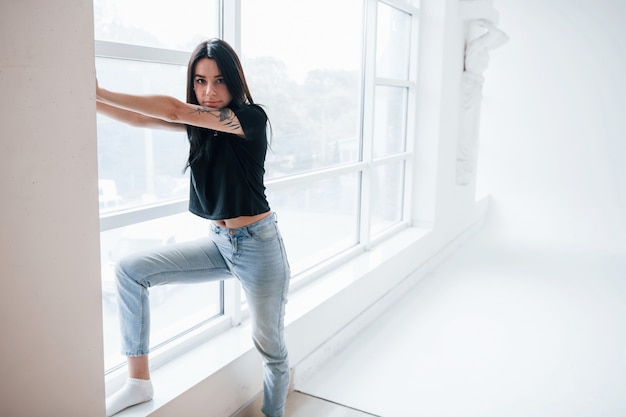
[96,102,185,132]
[96,86,244,136]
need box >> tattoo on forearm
[191,107,241,131]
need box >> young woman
[97,39,291,417]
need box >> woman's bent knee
[115,253,150,288]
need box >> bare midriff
[213,211,271,229]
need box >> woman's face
[192,58,232,109]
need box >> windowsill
[108,196,489,417]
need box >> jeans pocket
[248,219,278,241]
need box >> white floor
[234,391,378,417]
[293,230,626,417]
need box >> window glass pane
[376,2,411,80]
[93,0,219,50]
[267,172,360,274]
[96,58,189,212]
[370,162,405,236]
[241,0,363,179]
[101,212,222,370]
[373,86,408,158]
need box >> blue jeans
[115,212,291,417]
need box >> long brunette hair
[185,39,256,169]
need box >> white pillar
[0,0,106,415]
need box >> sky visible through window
[241,0,362,82]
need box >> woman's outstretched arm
[96,85,244,136]
[96,102,185,132]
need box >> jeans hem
[122,351,150,357]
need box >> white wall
[0,1,105,416]
[478,0,626,252]
[413,0,484,242]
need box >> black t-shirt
[188,104,270,220]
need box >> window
[241,0,364,273]
[94,0,218,50]
[96,59,189,213]
[369,1,414,238]
[95,0,419,374]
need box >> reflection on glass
[93,0,219,51]
[101,212,222,371]
[370,162,405,237]
[267,173,360,274]
[241,0,363,179]
[376,2,412,80]
[96,58,190,213]
[373,86,408,158]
